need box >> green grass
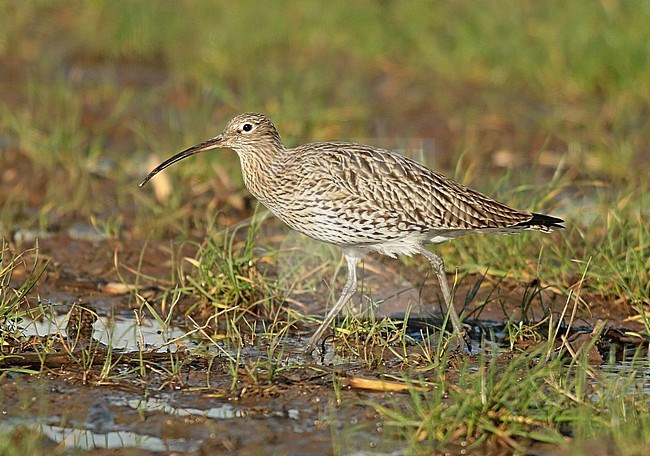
[345,340,650,454]
[174,211,286,325]
[328,294,650,454]
[0,242,47,353]
[449,179,649,306]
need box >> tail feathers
[515,212,565,232]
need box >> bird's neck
[237,142,287,201]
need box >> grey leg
[417,246,465,345]
[305,251,362,353]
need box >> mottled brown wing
[298,143,533,233]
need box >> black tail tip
[517,212,565,229]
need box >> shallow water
[22,312,188,353]
[4,295,649,455]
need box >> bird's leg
[417,247,465,349]
[305,252,361,354]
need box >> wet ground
[2,228,648,455]
[0,104,647,451]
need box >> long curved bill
[139,135,224,187]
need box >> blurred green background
[0,0,648,303]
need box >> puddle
[21,312,189,353]
[120,397,245,420]
[600,361,650,395]
[39,424,198,452]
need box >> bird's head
[139,112,282,187]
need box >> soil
[1,219,646,454]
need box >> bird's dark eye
[242,123,253,132]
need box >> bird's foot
[303,334,334,357]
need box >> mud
[2,227,647,454]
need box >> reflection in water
[22,313,188,353]
[86,401,115,434]
[119,396,299,421]
[122,397,242,419]
[39,424,198,452]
